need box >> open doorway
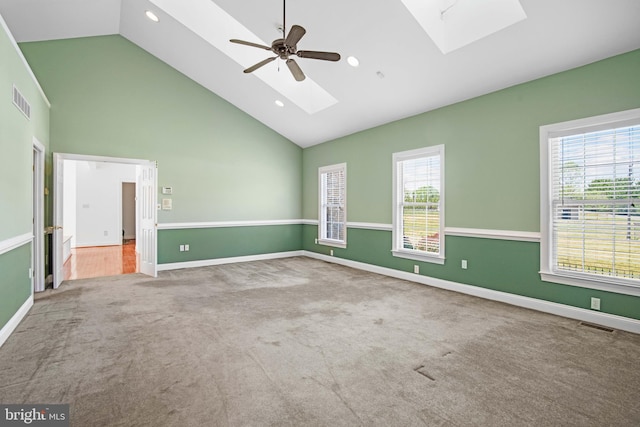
[52,153,157,288]
[62,160,138,280]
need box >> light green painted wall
[20,35,302,223]
[303,49,640,231]
[302,50,640,320]
[0,17,49,331]
[0,20,50,242]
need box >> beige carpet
[0,257,639,426]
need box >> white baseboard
[0,296,33,349]
[303,251,640,335]
[157,250,305,271]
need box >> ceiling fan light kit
[230,0,341,81]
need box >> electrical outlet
[104,230,108,236]
[28,268,33,279]
[179,245,185,252]
[330,249,334,256]
[461,260,468,269]
[185,244,189,251]
[590,297,601,311]
[413,265,419,274]
[315,238,318,244]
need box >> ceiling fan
[229,0,341,81]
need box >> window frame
[318,163,347,248]
[392,145,445,264]
[539,108,640,297]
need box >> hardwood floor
[63,240,138,280]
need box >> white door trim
[32,138,45,292]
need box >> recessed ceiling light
[347,56,360,67]
[275,100,284,107]
[145,10,160,22]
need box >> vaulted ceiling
[2,0,639,147]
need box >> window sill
[318,239,347,249]
[540,271,640,297]
[392,250,445,265]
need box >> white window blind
[550,124,640,282]
[319,164,346,246]
[392,146,444,263]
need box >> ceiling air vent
[12,85,31,120]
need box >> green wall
[158,225,301,264]
[20,35,302,223]
[0,17,50,332]
[302,49,640,320]
[0,245,33,328]
[303,49,640,231]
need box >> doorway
[52,153,157,288]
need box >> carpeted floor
[1,257,639,426]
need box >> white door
[52,153,64,289]
[138,162,157,277]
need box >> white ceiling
[1,0,639,147]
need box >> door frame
[32,138,45,292]
[52,153,158,287]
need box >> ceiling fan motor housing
[272,39,296,59]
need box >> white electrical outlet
[28,268,33,279]
[414,265,419,274]
[185,244,189,251]
[104,230,108,236]
[330,249,334,256]
[461,260,468,269]
[179,245,185,252]
[315,238,318,244]
[591,297,601,311]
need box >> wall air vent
[12,85,31,120]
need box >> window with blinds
[550,124,640,282]
[540,109,640,295]
[392,145,445,264]
[319,163,347,247]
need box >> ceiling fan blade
[285,25,306,47]
[244,57,277,74]
[286,59,306,81]
[296,50,341,61]
[230,39,272,51]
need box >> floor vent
[12,85,31,119]
[579,322,614,333]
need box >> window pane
[325,206,344,241]
[551,125,640,281]
[400,154,441,255]
[319,164,346,244]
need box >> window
[319,163,347,248]
[392,145,445,264]
[540,109,640,295]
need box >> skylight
[150,0,338,114]
[401,0,527,54]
